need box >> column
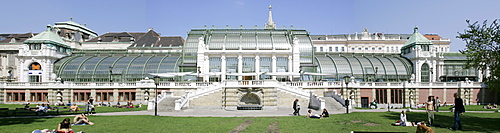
[221,56,226,81]
[255,56,260,80]
[288,56,293,80]
[237,55,242,80]
[113,89,119,104]
[271,56,276,80]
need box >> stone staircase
[321,97,345,111]
[157,97,179,111]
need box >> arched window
[421,63,430,82]
[29,62,42,70]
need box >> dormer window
[112,36,119,42]
[10,38,16,43]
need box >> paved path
[2,108,495,118]
[91,108,496,117]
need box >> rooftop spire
[265,5,276,29]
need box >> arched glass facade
[54,53,182,82]
[315,53,412,82]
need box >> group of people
[57,113,95,132]
[484,104,498,109]
[292,99,330,119]
[24,102,53,115]
[394,93,465,131]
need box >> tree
[457,19,500,90]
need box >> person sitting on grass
[57,118,72,132]
[36,104,47,115]
[73,113,94,125]
[321,108,329,118]
[70,104,79,113]
[306,109,322,119]
[370,100,378,109]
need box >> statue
[198,36,205,48]
[293,37,299,45]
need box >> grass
[0,104,148,116]
[414,105,499,112]
[0,111,498,133]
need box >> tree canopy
[457,19,500,90]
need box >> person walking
[293,99,300,116]
[425,96,435,127]
[450,93,465,130]
[435,97,441,112]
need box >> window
[341,47,345,52]
[118,91,136,101]
[30,92,48,102]
[276,58,288,72]
[329,47,332,52]
[96,90,113,102]
[365,48,368,50]
[73,91,91,102]
[375,89,387,104]
[242,57,255,73]
[6,91,26,102]
[29,75,41,82]
[372,47,375,50]
[226,58,238,80]
[260,57,272,80]
[391,89,403,104]
[29,62,42,70]
[29,43,41,50]
[320,47,323,52]
[422,45,429,51]
[335,47,338,52]
[421,63,430,82]
[314,47,317,52]
[209,58,221,72]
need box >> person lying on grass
[73,113,94,125]
[306,109,322,119]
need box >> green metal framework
[314,53,412,82]
[54,53,182,82]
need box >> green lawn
[414,105,499,112]
[1,111,498,133]
[0,104,147,116]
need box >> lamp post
[403,81,406,108]
[197,66,201,82]
[7,67,13,82]
[430,67,433,82]
[153,76,160,116]
[108,66,113,82]
[343,76,350,114]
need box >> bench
[13,108,38,116]
[0,108,9,115]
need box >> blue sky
[2,0,499,52]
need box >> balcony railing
[1,80,483,89]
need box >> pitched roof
[24,25,68,47]
[403,26,433,46]
[128,30,184,48]
[0,33,37,43]
[86,32,145,42]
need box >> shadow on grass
[383,111,500,132]
[0,117,53,126]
